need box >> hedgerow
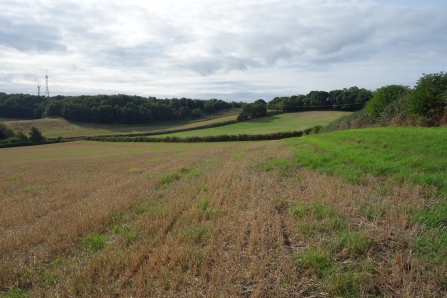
[85,131,303,143]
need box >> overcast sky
[0,0,446,102]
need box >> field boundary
[84,130,303,143]
[56,119,239,142]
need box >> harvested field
[3,109,240,138]
[0,137,445,297]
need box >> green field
[144,111,350,138]
[2,109,241,138]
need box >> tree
[251,104,267,117]
[365,85,409,119]
[407,72,447,116]
[0,124,15,140]
[29,126,45,143]
[191,108,202,118]
[254,99,267,105]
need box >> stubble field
[0,134,446,297]
[1,109,241,139]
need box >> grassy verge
[286,126,447,194]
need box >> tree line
[268,86,372,112]
[0,93,239,124]
[0,86,373,125]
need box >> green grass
[291,249,333,276]
[159,172,181,185]
[82,233,108,252]
[144,111,351,138]
[9,175,18,181]
[285,126,447,194]
[126,167,140,174]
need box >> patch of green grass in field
[261,157,293,171]
[412,228,447,264]
[82,233,108,252]
[285,127,447,194]
[145,111,351,138]
[411,200,447,264]
[0,288,29,298]
[291,249,333,277]
[235,153,244,160]
[160,172,181,186]
[9,175,18,181]
[21,184,49,192]
[126,167,140,174]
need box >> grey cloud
[0,19,67,53]
[96,43,166,67]
[179,1,447,74]
[1,0,446,99]
[185,56,262,76]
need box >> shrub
[407,72,447,116]
[0,124,15,140]
[29,126,45,143]
[304,127,313,135]
[15,131,29,142]
[365,85,410,119]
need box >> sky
[0,0,446,102]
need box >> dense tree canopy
[0,93,235,124]
[406,72,447,116]
[268,87,372,112]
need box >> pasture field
[1,126,446,297]
[144,111,351,138]
[2,109,240,138]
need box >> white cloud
[0,0,446,101]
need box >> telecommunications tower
[38,84,41,96]
[45,69,49,98]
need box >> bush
[15,131,29,142]
[365,85,410,119]
[237,103,267,121]
[304,127,313,135]
[0,124,15,140]
[29,126,45,143]
[407,72,447,116]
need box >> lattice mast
[45,69,49,98]
[38,84,41,96]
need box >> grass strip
[286,126,447,194]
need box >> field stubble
[0,140,444,297]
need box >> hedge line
[61,120,239,142]
[85,131,303,143]
[61,113,284,141]
[0,139,61,149]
